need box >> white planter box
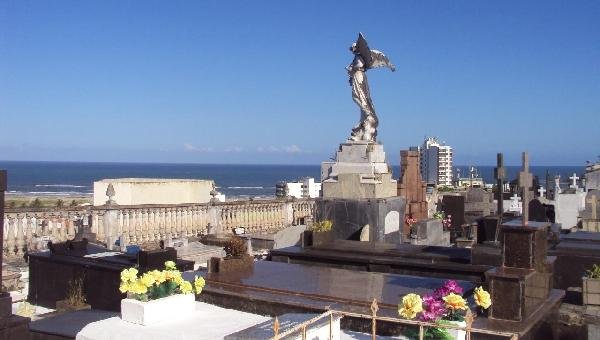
[583,277,600,306]
[121,293,195,326]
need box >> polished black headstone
[440,195,465,227]
[528,199,549,222]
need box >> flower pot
[446,320,466,340]
[121,293,195,326]
[217,255,254,273]
[313,231,333,246]
[583,277,600,306]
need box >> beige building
[93,178,215,206]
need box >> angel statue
[347,33,395,142]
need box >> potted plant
[583,264,600,305]
[56,276,91,312]
[399,280,491,340]
[309,220,333,246]
[119,261,205,326]
[216,236,254,273]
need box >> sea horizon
[0,160,587,200]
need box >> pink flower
[419,294,447,322]
[443,280,463,295]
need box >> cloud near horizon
[256,145,303,154]
[185,143,304,154]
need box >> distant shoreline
[5,194,92,209]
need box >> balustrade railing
[3,199,315,259]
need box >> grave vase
[313,231,333,246]
[583,277,600,306]
[121,293,195,326]
[446,320,466,340]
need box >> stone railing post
[208,204,222,235]
[101,200,120,250]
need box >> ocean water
[0,161,586,199]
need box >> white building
[419,137,453,187]
[285,177,321,199]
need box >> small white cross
[538,186,546,197]
[570,173,580,188]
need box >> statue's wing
[356,33,373,67]
[369,49,396,72]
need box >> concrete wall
[555,192,586,229]
[93,178,214,206]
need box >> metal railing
[271,299,519,340]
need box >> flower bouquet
[398,280,491,340]
[119,261,205,326]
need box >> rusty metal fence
[271,299,519,340]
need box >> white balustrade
[2,199,315,259]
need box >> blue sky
[1,1,599,166]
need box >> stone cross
[494,153,506,220]
[538,186,546,198]
[570,173,579,189]
[518,152,533,225]
[587,195,598,220]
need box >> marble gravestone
[439,195,465,227]
[408,218,450,246]
[464,187,493,223]
[318,141,405,243]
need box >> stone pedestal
[486,220,555,322]
[318,141,404,243]
[321,142,396,200]
[315,197,405,243]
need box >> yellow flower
[165,270,182,282]
[150,270,166,284]
[180,281,193,294]
[164,261,176,270]
[140,273,155,288]
[194,276,205,294]
[130,279,148,295]
[119,282,130,294]
[120,268,138,283]
[398,293,423,319]
[443,293,468,311]
[474,286,491,309]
